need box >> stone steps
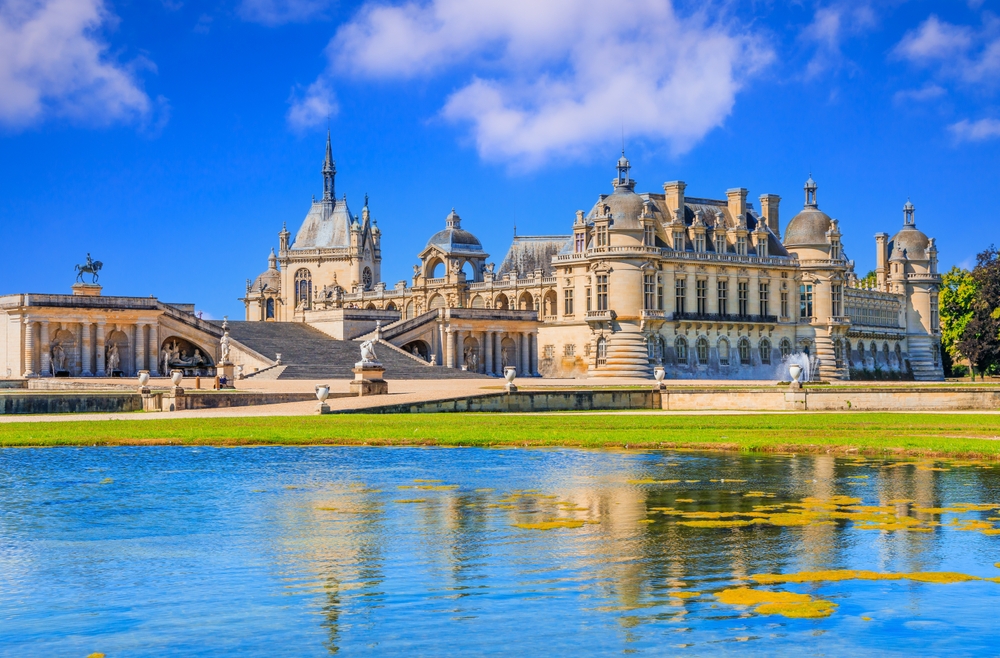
[223,321,488,380]
[591,331,652,378]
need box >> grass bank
[2,413,1000,458]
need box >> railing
[425,277,446,286]
[596,357,607,367]
[640,309,666,320]
[585,310,615,322]
[671,312,778,323]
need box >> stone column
[75,322,84,375]
[453,329,462,369]
[149,324,159,376]
[81,322,92,376]
[484,331,494,375]
[437,322,446,367]
[520,332,529,376]
[95,322,106,377]
[23,318,36,378]
[494,333,503,374]
[39,320,51,376]
[445,327,454,368]
[530,332,539,376]
[478,331,487,374]
[135,323,146,377]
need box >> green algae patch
[679,519,756,528]
[394,498,427,503]
[716,588,837,619]
[751,570,987,585]
[513,519,586,530]
[756,600,837,618]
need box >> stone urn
[503,366,517,393]
[653,366,665,390]
[137,370,150,387]
[315,384,330,402]
[788,363,803,388]
[170,370,183,387]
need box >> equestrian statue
[74,254,103,284]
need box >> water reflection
[1,447,999,655]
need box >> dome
[252,250,280,292]
[592,187,646,230]
[889,224,930,261]
[783,207,833,247]
[424,209,485,255]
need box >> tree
[857,270,877,288]
[939,266,976,375]
[957,246,1000,378]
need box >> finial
[364,193,369,208]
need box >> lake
[2,446,999,656]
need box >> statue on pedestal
[51,342,67,373]
[106,342,120,373]
[74,253,103,284]
[359,340,379,366]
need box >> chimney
[663,181,686,223]
[759,194,781,238]
[875,233,889,291]
[727,188,748,223]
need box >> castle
[240,135,944,381]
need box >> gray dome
[425,209,484,255]
[252,268,280,292]
[590,187,646,230]
[889,225,930,261]
[783,207,833,247]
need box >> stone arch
[365,302,376,310]
[470,294,485,309]
[402,340,430,361]
[49,327,77,375]
[428,294,446,310]
[404,300,415,319]
[543,290,557,317]
[759,338,772,366]
[265,298,275,320]
[426,257,445,279]
[294,268,312,309]
[495,293,509,310]
[718,337,730,366]
[462,335,481,372]
[695,336,710,365]
[159,335,214,377]
[738,337,752,365]
[385,301,397,311]
[518,291,534,311]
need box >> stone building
[243,141,944,381]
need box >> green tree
[957,246,1000,378]
[939,266,976,374]
[857,270,877,288]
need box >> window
[780,338,792,359]
[564,289,574,315]
[930,293,939,330]
[736,235,747,256]
[738,281,749,316]
[780,291,789,318]
[696,337,709,365]
[543,345,555,359]
[717,279,728,315]
[657,284,663,311]
[718,338,730,366]
[673,231,685,251]
[715,233,726,254]
[696,279,707,315]
[596,224,608,247]
[596,337,607,365]
[265,298,275,319]
[294,268,312,310]
[738,338,752,365]
[644,224,654,246]
[675,278,687,314]
[800,284,814,319]
[596,275,609,311]
[694,234,706,252]
[831,240,841,260]
[759,339,772,365]
[831,284,842,317]
[758,236,768,257]
[759,282,769,317]
[586,287,592,312]
[675,336,688,363]
[644,274,656,310]
[575,233,586,253]
[564,344,576,357]
[584,343,591,357]
[834,340,844,369]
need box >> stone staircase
[590,327,652,378]
[224,321,488,380]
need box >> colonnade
[438,327,539,376]
[21,317,161,378]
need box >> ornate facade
[244,140,943,381]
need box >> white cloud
[894,16,973,62]
[949,118,1000,142]
[798,3,877,79]
[286,78,337,130]
[291,0,772,166]
[0,0,154,128]
[893,84,946,104]
[893,15,1000,85]
[239,0,336,25]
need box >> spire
[804,174,817,208]
[903,198,915,226]
[322,129,336,203]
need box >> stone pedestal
[350,363,388,396]
[164,388,187,411]
[71,283,102,297]
[217,363,236,389]
[316,402,331,414]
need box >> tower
[322,129,336,207]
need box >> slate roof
[498,235,572,278]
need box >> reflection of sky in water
[1,447,999,655]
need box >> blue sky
[2,0,999,318]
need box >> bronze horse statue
[74,254,103,284]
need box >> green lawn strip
[0,413,998,457]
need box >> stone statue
[161,346,170,376]
[107,342,120,372]
[466,348,478,373]
[360,340,378,364]
[74,253,103,284]
[501,345,511,368]
[220,330,231,364]
[413,264,420,277]
[51,342,66,373]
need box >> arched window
[596,337,607,365]
[428,294,446,309]
[647,336,656,359]
[933,342,940,368]
[404,300,414,319]
[265,298,274,320]
[362,267,374,291]
[895,343,903,370]
[738,337,752,365]
[675,336,688,364]
[657,336,666,364]
[882,342,890,366]
[779,338,792,359]
[718,338,730,366]
[834,339,844,369]
[294,269,312,309]
[385,301,397,311]
[759,338,772,365]
[470,295,485,309]
[696,337,709,365]
[495,294,509,310]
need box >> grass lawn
[1,412,1000,458]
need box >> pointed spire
[322,129,336,202]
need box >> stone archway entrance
[159,336,215,376]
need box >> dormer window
[715,233,727,254]
[694,234,706,253]
[831,240,841,260]
[643,224,654,247]
[596,224,608,247]
[575,233,586,253]
[673,231,685,251]
[758,237,768,258]
[736,235,747,256]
